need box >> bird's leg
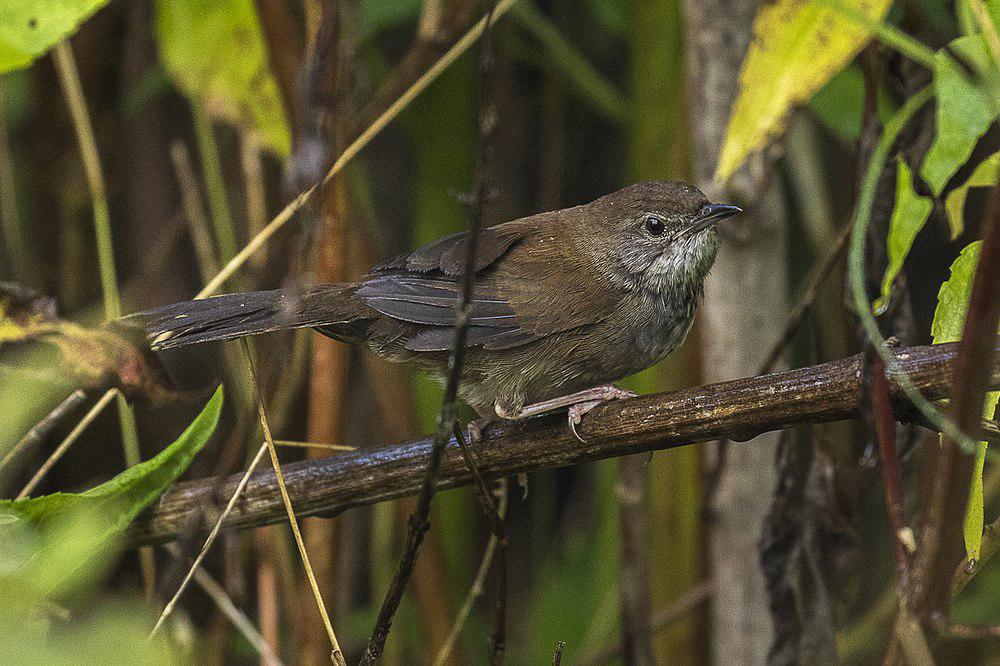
[496,385,637,443]
[466,406,498,446]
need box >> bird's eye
[644,216,665,236]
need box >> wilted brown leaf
[0,282,192,404]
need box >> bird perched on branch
[130,181,740,440]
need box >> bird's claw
[466,415,495,446]
[567,386,637,443]
[568,400,601,443]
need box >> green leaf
[0,0,110,74]
[988,0,1000,30]
[0,387,222,592]
[921,35,998,197]
[809,64,867,141]
[930,242,1000,560]
[715,0,892,184]
[154,0,290,156]
[873,159,933,314]
[945,151,1000,239]
[932,241,984,344]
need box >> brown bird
[132,181,739,439]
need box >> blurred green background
[1,0,999,664]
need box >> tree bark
[683,0,789,661]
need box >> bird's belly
[474,306,694,412]
[395,297,698,416]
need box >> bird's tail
[128,285,360,350]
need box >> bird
[130,181,740,441]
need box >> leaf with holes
[0,0,110,74]
[931,242,1000,560]
[715,0,891,184]
[154,0,290,156]
[0,282,191,404]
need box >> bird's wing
[359,217,614,351]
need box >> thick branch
[130,341,1000,546]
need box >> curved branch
[130,340,1000,546]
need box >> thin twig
[239,134,269,267]
[617,454,654,665]
[191,105,238,264]
[150,443,269,637]
[758,222,851,376]
[869,354,912,579]
[274,440,355,452]
[51,40,142,464]
[255,526,282,666]
[361,2,500,662]
[295,6,350,659]
[52,42,121,320]
[170,141,220,282]
[0,389,86,478]
[433,476,508,666]
[243,343,345,665]
[52,39,149,590]
[578,580,713,665]
[938,622,1000,639]
[17,389,117,499]
[164,542,284,666]
[552,641,565,665]
[453,425,508,663]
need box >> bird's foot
[466,413,497,446]
[565,386,637,443]
[499,385,637,444]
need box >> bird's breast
[617,290,698,372]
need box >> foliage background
[0,0,998,663]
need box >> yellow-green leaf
[921,35,998,197]
[0,282,189,404]
[873,159,933,314]
[714,0,891,184]
[932,242,984,344]
[931,241,1000,559]
[0,0,110,74]
[944,151,1000,239]
[154,0,290,156]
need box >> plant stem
[362,3,501,660]
[847,85,977,452]
[0,84,38,286]
[818,0,938,69]
[52,40,150,592]
[192,103,238,264]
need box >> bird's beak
[684,203,742,236]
